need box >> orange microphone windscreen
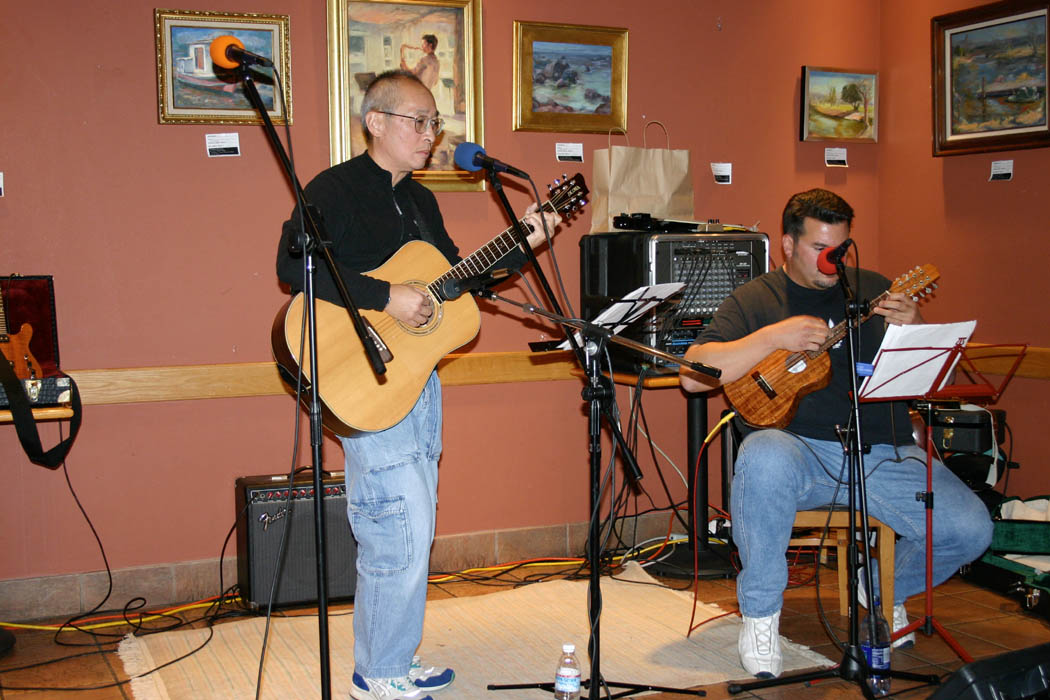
[209,35,244,70]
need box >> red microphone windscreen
[209,35,244,70]
[816,247,839,276]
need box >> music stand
[563,287,736,581]
[485,294,716,699]
[858,327,1027,662]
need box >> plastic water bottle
[554,642,581,700]
[860,599,891,696]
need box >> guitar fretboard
[782,265,938,372]
[427,175,584,300]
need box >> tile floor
[1,561,1048,699]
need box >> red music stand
[859,327,1027,662]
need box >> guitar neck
[809,288,892,357]
[0,291,8,339]
[428,200,557,297]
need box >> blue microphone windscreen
[454,142,484,172]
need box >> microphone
[441,273,494,301]
[453,142,529,179]
[209,35,273,70]
[816,238,853,275]
[441,267,517,300]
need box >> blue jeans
[339,371,442,679]
[731,430,993,618]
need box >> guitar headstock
[891,263,940,301]
[546,173,588,219]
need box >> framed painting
[933,0,1048,156]
[800,66,878,143]
[328,0,484,191]
[154,9,291,125]
[512,21,628,134]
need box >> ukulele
[723,264,939,428]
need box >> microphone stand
[238,63,389,700]
[484,292,718,699]
[728,264,937,697]
[484,168,566,321]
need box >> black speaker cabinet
[580,231,768,370]
[928,642,1050,699]
[236,472,357,608]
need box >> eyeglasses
[376,111,444,135]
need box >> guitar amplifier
[580,231,768,371]
[236,472,358,608]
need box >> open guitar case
[0,275,82,468]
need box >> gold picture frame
[512,21,627,133]
[327,0,484,191]
[800,66,878,143]
[154,9,291,125]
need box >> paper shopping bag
[589,121,694,233]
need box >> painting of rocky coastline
[531,41,612,115]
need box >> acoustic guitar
[723,264,939,428]
[0,289,39,380]
[271,174,588,435]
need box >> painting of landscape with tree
[801,67,878,143]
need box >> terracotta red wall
[2,0,1043,583]
[879,0,1050,501]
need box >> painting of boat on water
[933,3,1049,156]
[169,26,277,111]
[513,21,626,133]
[946,11,1046,137]
[801,67,878,143]
[154,9,290,125]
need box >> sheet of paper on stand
[858,320,977,400]
[557,282,684,350]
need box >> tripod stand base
[488,677,706,698]
[646,541,736,580]
[728,644,940,696]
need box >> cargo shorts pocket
[348,495,411,575]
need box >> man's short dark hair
[360,70,427,142]
[782,188,854,239]
[422,34,438,50]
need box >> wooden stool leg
[878,525,895,621]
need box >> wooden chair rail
[1,344,1045,422]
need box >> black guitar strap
[402,191,436,245]
[0,359,81,469]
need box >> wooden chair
[790,509,896,622]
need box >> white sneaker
[739,611,782,678]
[408,656,455,691]
[856,576,915,649]
[350,673,432,700]
[891,604,916,649]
